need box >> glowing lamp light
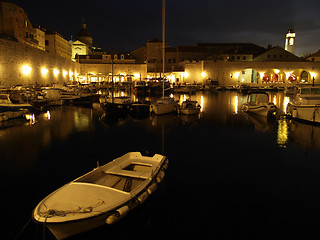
[22,65,31,75]
[201,72,206,78]
[183,72,189,78]
[234,72,240,79]
[274,69,280,74]
[41,68,48,76]
[133,73,140,78]
[53,69,59,77]
[63,70,68,77]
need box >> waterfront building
[77,53,145,83]
[45,30,72,60]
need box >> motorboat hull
[45,212,110,240]
[180,108,200,115]
[150,102,177,115]
[287,104,320,124]
[242,104,276,117]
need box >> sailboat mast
[162,0,165,99]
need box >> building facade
[45,30,72,60]
[0,1,41,49]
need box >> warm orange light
[41,68,48,76]
[63,70,68,77]
[53,69,59,77]
[22,65,31,75]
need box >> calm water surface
[4,91,320,239]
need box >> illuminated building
[45,30,72,60]
[285,28,295,55]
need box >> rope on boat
[38,199,105,218]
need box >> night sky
[11,0,320,56]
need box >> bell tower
[285,28,295,54]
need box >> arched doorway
[291,69,311,83]
[262,69,286,83]
[301,70,309,82]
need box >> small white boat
[179,100,201,115]
[33,152,168,240]
[0,109,28,122]
[41,88,64,106]
[0,93,33,110]
[241,91,277,117]
[150,97,178,115]
[287,86,320,124]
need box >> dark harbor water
[4,91,320,239]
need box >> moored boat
[150,97,178,115]
[0,93,33,110]
[0,109,28,122]
[179,100,201,115]
[287,86,320,124]
[241,91,277,117]
[100,96,132,117]
[33,152,168,240]
[129,101,151,119]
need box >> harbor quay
[2,36,320,88]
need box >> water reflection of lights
[44,110,51,120]
[277,118,288,148]
[200,95,204,112]
[25,110,51,125]
[25,113,35,124]
[234,95,238,114]
[283,97,290,113]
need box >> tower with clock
[285,29,295,54]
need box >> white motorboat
[287,86,320,124]
[150,97,178,115]
[241,91,277,117]
[33,152,168,240]
[179,100,201,115]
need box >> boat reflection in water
[288,119,320,151]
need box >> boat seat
[105,166,150,179]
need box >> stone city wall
[0,39,79,86]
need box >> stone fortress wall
[0,39,79,86]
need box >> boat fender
[161,159,169,170]
[105,205,130,225]
[156,170,165,183]
[137,192,149,204]
[147,182,158,195]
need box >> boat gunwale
[33,153,167,224]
